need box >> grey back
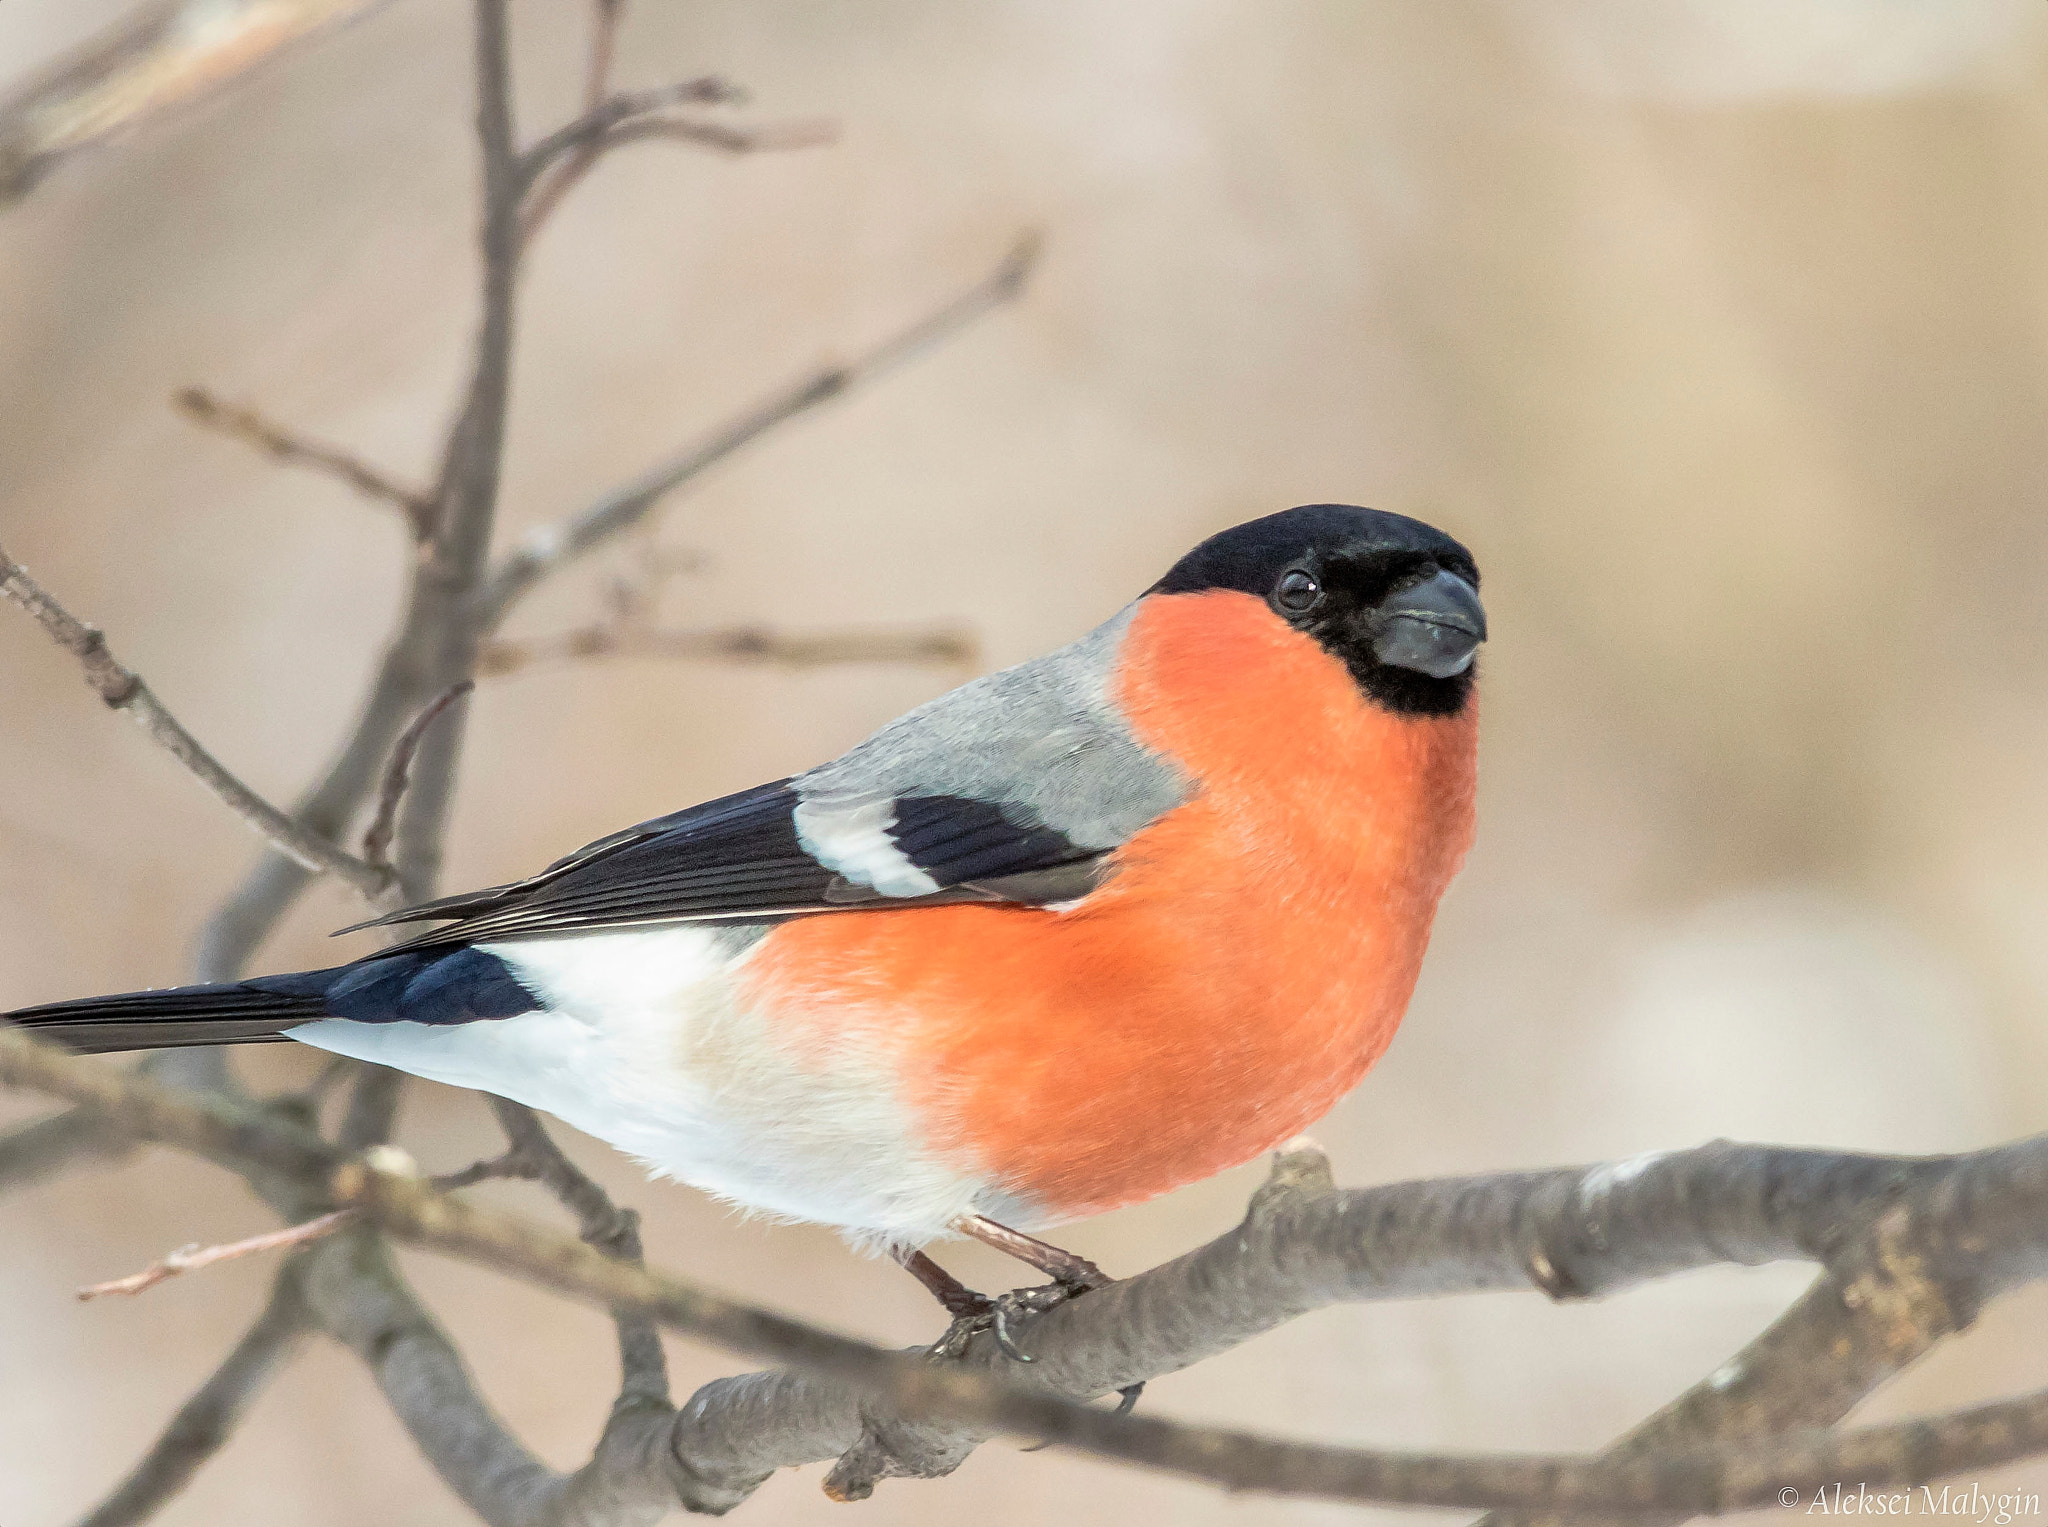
[795,604,1188,852]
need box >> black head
[1152,505,1484,716]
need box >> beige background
[6,1,2048,1522]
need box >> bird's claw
[989,1280,1083,1362]
[920,1277,1094,1367]
[994,1282,1146,1410]
[919,1277,1146,1453]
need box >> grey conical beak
[1370,567,1486,678]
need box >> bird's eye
[1273,569,1322,614]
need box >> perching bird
[9,504,1483,1313]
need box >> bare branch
[76,1270,312,1527]
[481,1100,632,1252]
[516,78,746,191]
[173,387,435,539]
[511,0,635,239]
[77,1211,357,1300]
[0,545,395,900]
[584,0,626,110]
[483,1099,669,1406]
[475,621,977,677]
[360,681,475,878]
[477,233,1039,629]
[303,1135,2048,1513]
[431,1149,540,1193]
[1475,1192,1969,1527]
[591,113,836,157]
[15,1023,2048,1517]
[0,0,397,204]
[519,111,834,243]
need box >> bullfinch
[9,504,1485,1308]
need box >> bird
[8,503,1484,1327]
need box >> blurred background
[4,1,2048,1522]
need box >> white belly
[289,924,1001,1244]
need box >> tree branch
[513,0,639,241]
[515,79,746,192]
[0,544,394,900]
[518,110,834,246]
[474,621,977,677]
[1474,1185,1970,1527]
[14,1023,2048,1518]
[482,1099,669,1407]
[377,0,523,906]
[360,681,475,878]
[77,1210,358,1300]
[173,387,435,539]
[474,233,1039,631]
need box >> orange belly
[739,591,1478,1222]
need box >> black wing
[351,779,1107,953]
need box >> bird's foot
[987,1280,1145,1422]
[924,1300,992,1363]
[896,1236,1142,1412]
[981,1278,1084,1363]
[919,1279,1142,1423]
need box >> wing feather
[349,610,1188,953]
[357,780,1110,954]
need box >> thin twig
[583,0,625,110]
[360,680,474,878]
[431,1149,539,1193]
[173,387,435,538]
[77,1210,358,1300]
[477,233,1039,630]
[591,113,836,157]
[475,621,977,676]
[513,1,621,240]
[516,77,745,190]
[484,1099,635,1251]
[0,545,394,900]
[519,113,834,243]
[76,1270,311,1527]
[484,1098,669,1404]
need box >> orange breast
[738,591,1478,1222]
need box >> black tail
[8,947,541,1055]
[5,968,345,1055]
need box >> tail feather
[5,969,345,1056]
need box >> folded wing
[354,606,1188,952]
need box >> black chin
[1339,652,1476,717]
